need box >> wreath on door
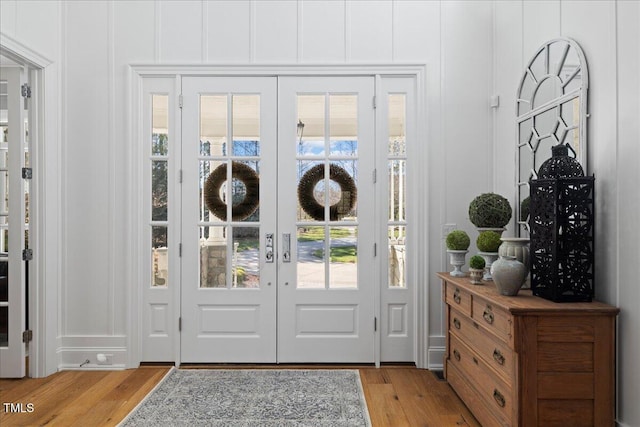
[204,161,260,221]
[297,163,357,221]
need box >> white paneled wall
[1,0,496,373]
[3,1,637,422]
[492,1,640,425]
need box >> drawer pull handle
[493,349,505,365]
[493,389,506,408]
[483,307,494,324]
[453,289,461,304]
[453,318,461,329]
[453,349,460,361]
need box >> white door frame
[0,33,52,378]
[129,64,429,369]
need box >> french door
[180,76,375,363]
[0,67,29,377]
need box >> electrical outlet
[443,223,457,238]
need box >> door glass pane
[329,226,357,289]
[200,95,227,156]
[232,95,260,156]
[297,226,324,289]
[330,95,357,156]
[201,160,225,224]
[232,227,259,288]
[388,226,406,288]
[200,225,227,288]
[297,160,323,222]
[0,306,7,347]
[232,160,260,223]
[0,80,8,346]
[150,95,169,289]
[331,160,357,222]
[152,95,168,155]
[297,95,324,156]
[151,226,168,287]
[151,160,168,221]
[388,94,407,288]
[389,94,406,156]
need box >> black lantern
[529,144,595,302]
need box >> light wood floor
[0,365,480,426]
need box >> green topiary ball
[469,193,512,228]
[476,230,502,253]
[446,230,470,251]
[469,255,486,269]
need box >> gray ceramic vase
[490,255,527,296]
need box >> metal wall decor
[298,163,357,221]
[529,145,594,302]
[204,161,260,221]
[516,38,589,235]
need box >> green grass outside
[298,227,353,242]
[312,245,357,263]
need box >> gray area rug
[119,369,372,427]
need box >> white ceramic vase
[491,255,527,296]
[447,250,468,277]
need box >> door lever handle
[282,233,291,263]
[265,233,274,263]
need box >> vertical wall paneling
[206,0,252,63]
[14,1,58,60]
[562,1,618,305]
[114,0,155,336]
[253,0,298,63]
[437,1,493,352]
[616,1,640,425]
[63,1,111,335]
[300,0,346,63]
[348,0,393,62]
[493,1,523,220]
[158,0,202,63]
[0,0,17,39]
[522,0,560,59]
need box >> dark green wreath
[298,163,357,221]
[204,161,260,221]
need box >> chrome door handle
[265,233,274,263]
[282,233,291,262]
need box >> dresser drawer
[471,296,512,343]
[445,281,471,316]
[449,334,514,426]
[449,308,515,385]
[446,362,506,427]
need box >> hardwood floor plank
[363,383,412,427]
[0,366,477,427]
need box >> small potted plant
[469,193,512,234]
[468,255,485,284]
[476,230,502,281]
[446,230,470,277]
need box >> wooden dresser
[439,272,619,427]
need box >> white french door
[180,76,375,363]
[0,67,29,377]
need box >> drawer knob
[493,349,505,365]
[453,289,461,304]
[453,349,461,361]
[453,318,461,329]
[493,389,506,408]
[483,306,494,324]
